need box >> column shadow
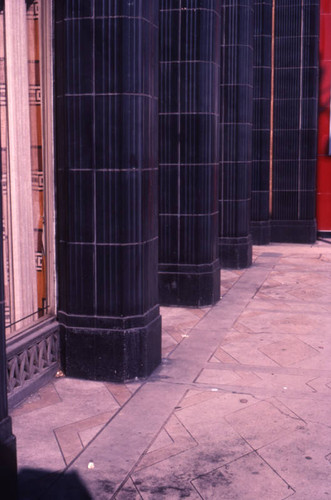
[18,468,92,500]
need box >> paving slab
[9,242,331,499]
[192,451,294,500]
[258,423,331,499]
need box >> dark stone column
[271,0,319,243]
[251,0,272,245]
[158,0,220,307]
[219,0,253,268]
[0,152,17,497]
[55,1,161,382]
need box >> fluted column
[158,0,220,306]
[55,1,161,381]
[251,0,272,244]
[219,0,254,268]
[271,0,319,242]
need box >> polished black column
[159,0,220,306]
[219,0,253,268]
[271,0,319,242]
[0,151,17,496]
[251,0,272,245]
[55,1,161,381]
[0,281,17,497]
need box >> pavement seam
[305,375,331,393]
[189,447,296,498]
[202,361,331,376]
[193,382,327,400]
[109,391,188,499]
[52,429,68,475]
[269,398,307,424]
[253,449,296,498]
[133,410,199,473]
[128,475,144,499]
[221,408,298,497]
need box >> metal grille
[7,330,59,394]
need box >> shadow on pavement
[0,440,17,500]
[18,468,92,500]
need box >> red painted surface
[317,3,331,230]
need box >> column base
[250,220,271,245]
[59,308,161,382]
[219,235,252,269]
[159,260,220,307]
[0,417,17,499]
[271,220,317,243]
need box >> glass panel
[0,0,48,337]
[27,0,47,321]
[0,6,12,331]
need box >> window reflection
[0,0,48,337]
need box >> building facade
[0,0,329,488]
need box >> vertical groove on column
[251,0,272,245]
[55,0,161,382]
[159,0,220,306]
[271,0,319,242]
[219,0,253,268]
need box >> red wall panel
[317,6,331,230]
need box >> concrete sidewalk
[11,243,331,499]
